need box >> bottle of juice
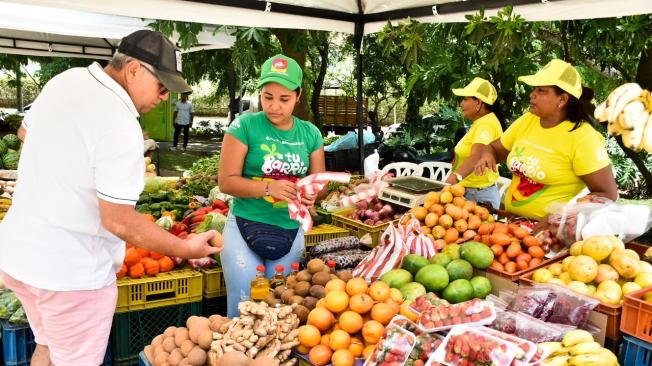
[290,262,300,276]
[250,265,270,301]
[270,265,286,289]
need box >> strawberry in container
[418,298,496,332]
[409,293,449,315]
[432,325,519,366]
[389,316,444,366]
[479,327,536,366]
[364,324,417,366]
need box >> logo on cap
[271,58,288,74]
[175,51,183,73]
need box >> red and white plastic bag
[353,224,408,282]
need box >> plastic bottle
[250,265,270,301]
[327,260,337,274]
[270,264,286,289]
[290,262,300,276]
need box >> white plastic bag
[364,149,380,178]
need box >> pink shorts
[1,271,116,366]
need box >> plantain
[568,341,602,356]
[544,355,570,366]
[606,83,643,123]
[569,354,615,366]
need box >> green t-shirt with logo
[226,112,324,229]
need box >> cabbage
[196,212,227,234]
[143,177,166,193]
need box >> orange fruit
[370,302,397,325]
[368,281,390,302]
[363,344,376,359]
[362,320,385,344]
[296,344,310,354]
[329,330,351,351]
[298,325,322,348]
[384,299,400,314]
[349,293,374,314]
[345,278,369,296]
[325,290,350,313]
[325,278,347,293]
[321,332,331,346]
[389,288,404,304]
[411,206,428,221]
[450,184,465,197]
[316,298,327,308]
[339,311,364,334]
[332,323,342,332]
[331,349,355,366]
[308,307,335,331]
[309,345,333,366]
[349,337,364,358]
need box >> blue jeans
[220,214,305,317]
[464,184,500,209]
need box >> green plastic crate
[110,301,202,365]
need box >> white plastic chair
[418,162,452,182]
[381,162,423,177]
[497,176,512,202]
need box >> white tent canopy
[0,2,235,59]
[6,0,652,34]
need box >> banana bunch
[595,83,652,152]
[540,330,619,366]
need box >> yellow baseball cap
[452,77,497,105]
[518,59,582,99]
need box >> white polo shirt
[175,101,194,125]
[0,63,145,291]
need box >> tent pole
[354,19,364,173]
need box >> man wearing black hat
[0,30,222,366]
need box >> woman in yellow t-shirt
[446,77,505,209]
[474,59,617,220]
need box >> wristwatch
[452,172,463,182]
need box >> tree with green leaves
[0,54,29,111]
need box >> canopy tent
[3,0,652,168]
[8,0,652,34]
[0,2,235,60]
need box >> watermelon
[2,151,19,170]
[0,139,7,156]
[2,134,20,151]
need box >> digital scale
[379,176,448,208]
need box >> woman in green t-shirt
[218,55,325,316]
[447,77,505,209]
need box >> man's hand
[181,230,223,259]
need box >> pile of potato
[144,301,301,366]
[144,315,225,365]
[265,258,353,321]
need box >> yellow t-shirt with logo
[453,112,502,188]
[501,112,610,220]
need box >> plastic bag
[507,287,553,319]
[325,131,376,152]
[537,197,652,254]
[541,284,599,328]
[490,311,574,343]
[364,150,380,178]
[432,325,518,366]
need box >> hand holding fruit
[267,179,299,203]
[181,230,222,259]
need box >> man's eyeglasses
[139,63,169,96]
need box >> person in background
[0,30,221,366]
[446,77,505,209]
[218,54,325,317]
[474,59,618,220]
[173,92,194,151]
